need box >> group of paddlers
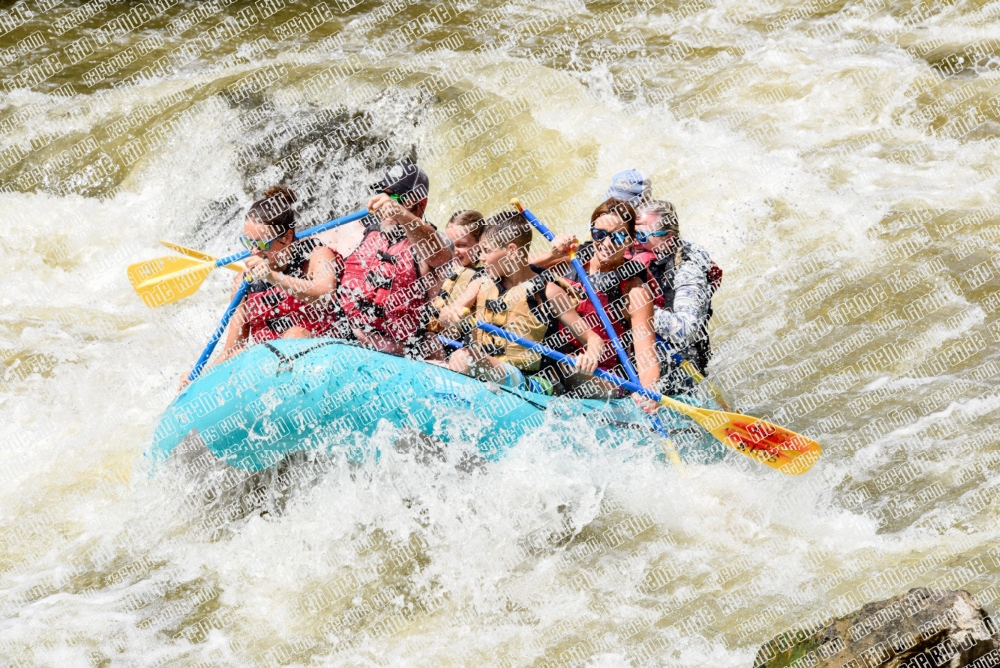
[190,161,721,406]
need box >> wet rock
[190,87,428,249]
[231,88,425,209]
[755,588,1000,668]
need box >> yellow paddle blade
[680,360,738,412]
[659,395,822,475]
[660,437,687,477]
[158,240,244,272]
[126,256,217,307]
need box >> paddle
[656,340,736,412]
[188,279,251,383]
[158,240,244,271]
[512,199,684,467]
[128,208,370,307]
[515,199,730,405]
[512,200,641,377]
[476,322,821,475]
[438,335,464,349]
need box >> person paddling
[533,168,721,397]
[442,209,487,298]
[602,169,721,384]
[556,198,661,400]
[632,199,722,393]
[338,160,453,358]
[427,210,486,342]
[438,211,604,396]
[527,169,651,271]
[180,186,346,386]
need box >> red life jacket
[561,258,657,372]
[244,240,347,344]
[624,247,666,308]
[338,226,425,344]
[626,245,723,303]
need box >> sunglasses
[635,229,670,244]
[239,231,286,251]
[590,228,630,245]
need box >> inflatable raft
[149,338,730,472]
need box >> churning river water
[1,0,999,665]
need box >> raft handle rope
[261,339,343,372]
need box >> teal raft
[149,338,730,472]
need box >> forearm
[400,214,452,268]
[452,277,481,311]
[630,288,660,387]
[439,278,481,325]
[268,273,334,304]
[634,336,660,387]
[584,333,604,362]
[527,249,571,271]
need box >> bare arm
[546,282,603,375]
[528,232,576,271]
[253,245,339,305]
[438,276,483,327]
[626,278,660,389]
[368,193,452,269]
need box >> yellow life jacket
[431,263,480,312]
[427,263,482,335]
[473,274,580,371]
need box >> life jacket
[561,258,659,372]
[628,245,722,300]
[244,239,348,343]
[339,224,425,344]
[474,270,580,372]
[624,247,667,308]
[427,263,483,337]
[637,242,722,374]
[430,263,482,313]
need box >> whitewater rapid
[1,0,999,665]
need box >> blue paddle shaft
[517,207,674,438]
[476,322,662,403]
[438,335,463,349]
[189,280,249,382]
[520,206,642,384]
[212,208,370,267]
[462,325,674,440]
[521,206,696,377]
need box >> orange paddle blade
[659,396,822,475]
